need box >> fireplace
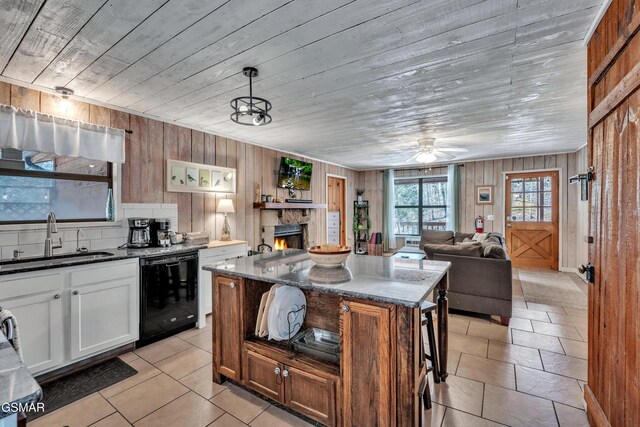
[260,210,309,251]
[274,224,304,250]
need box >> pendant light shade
[230,67,272,126]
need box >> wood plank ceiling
[0,0,603,169]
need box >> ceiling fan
[406,139,468,164]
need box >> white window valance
[0,104,125,164]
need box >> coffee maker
[127,218,151,248]
[150,218,171,247]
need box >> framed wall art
[167,159,236,194]
[476,185,494,205]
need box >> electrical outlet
[487,214,495,221]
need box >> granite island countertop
[0,240,248,276]
[203,249,450,307]
[0,333,42,419]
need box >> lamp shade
[217,199,235,213]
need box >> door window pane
[542,208,552,222]
[524,208,538,221]
[543,192,552,206]
[511,193,524,207]
[511,208,523,221]
[543,176,552,191]
[524,179,538,192]
[511,179,523,192]
[524,192,537,206]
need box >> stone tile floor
[31,267,589,426]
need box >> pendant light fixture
[230,67,272,126]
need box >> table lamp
[217,199,235,241]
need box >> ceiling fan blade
[436,147,469,153]
[433,151,455,160]
[406,152,421,162]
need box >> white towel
[0,309,22,361]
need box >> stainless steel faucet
[44,212,62,257]
[76,229,88,253]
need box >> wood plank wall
[363,150,589,272]
[0,83,361,250]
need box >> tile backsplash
[0,203,178,259]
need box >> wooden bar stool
[420,300,440,410]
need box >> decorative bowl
[308,244,351,268]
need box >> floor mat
[28,357,137,420]
[517,268,588,309]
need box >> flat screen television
[277,157,312,191]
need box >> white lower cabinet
[0,258,139,375]
[70,260,138,359]
[3,290,63,373]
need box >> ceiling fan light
[415,152,437,164]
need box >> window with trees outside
[0,148,113,224]
[394,176,447,235]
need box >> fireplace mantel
[253,202,327,209]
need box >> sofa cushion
[419,230,454,248]
[488,232,505,245]
[481,240,507,259]
[454,232,475,243]
[423,242,482,259]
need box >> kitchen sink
[0,251,116,273]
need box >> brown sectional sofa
[421,230,512,325]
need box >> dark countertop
[0,334,42,419]
[202,249,450,307]
[0,244,209,276]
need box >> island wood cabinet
[211,273,427,427]
[341,300,395,426]
[213,274,242,381]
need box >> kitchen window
[0,148,113,224]
[394,176,447,235]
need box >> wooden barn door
[505,171,559,270]
[585,1,640,426]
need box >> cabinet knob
[230,282,236,289]
[53,294,61,300]
[72,290,79,295]
[274,367,281,375]
[282,369,289,378]
[341,305,350,313]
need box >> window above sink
[0,149,120,227]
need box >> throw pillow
[472,232,489,242]
[423,242,483,259]
[454,232,475,243]
[481,240,507,259]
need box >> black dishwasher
[139,251,198,347]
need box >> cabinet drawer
[285,366,337,427]
[327,228,340,238]
[328,212,340,221]
[243,350,284,403]
[201,244,247,258]
[70,260,137,287]
[328,220,340,229]
[0,271,62,299]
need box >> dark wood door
[341,299,395,427]
[585,2,640,425]
[505,171,559,270]
[284,365,337,427]
[243,350,284,403]
[213,275,242,381]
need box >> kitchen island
[203,249,450,427]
